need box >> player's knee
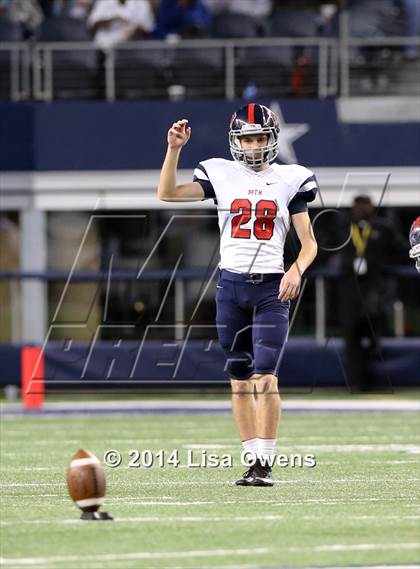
[225,353,253,380]
[253,373,279,395]
[230,378,253,395]
[254,344,281,377]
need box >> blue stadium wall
[0,340,419,388]
[1,99,420,170]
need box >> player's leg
[252,293,288,443]
[230,378,257,442]
[215,274,257,484]
[223,328,256,453]
[250,287,289,485]
[253,372,281,440]
[249,372,280,486]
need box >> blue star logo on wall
[270,101,310,164]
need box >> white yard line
[316,543,419,552]
[182,443,420,453]
[221,497,418,505]
[1,514,419,526]
[0,515,285,526]
[283,399,420,411]
[3,438,419,447]
[2,398,419,415]
[1,494,67,501]
[168,566,420,569]
[110,500,216,506]
[0,548,270,566]
[103,497,418,509]
[0,483,65,488]
[1,543,418,566]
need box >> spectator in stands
[50,0,94,19]
[0,0,43,37]
[87,0,155,49]
[153,0,211,39]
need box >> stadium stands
[169,45,225,98]
[36,15,97,99]
[211,13,259,38]
[0,0,417,100]
[0,15,23,99]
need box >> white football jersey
[193,158,318,273]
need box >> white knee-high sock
[241,438,259,462]
[258,438,277,466]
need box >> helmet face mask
[229,104,280,170]
[409,216,420,273]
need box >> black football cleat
[235,466,256,486]
[252,459,274,487]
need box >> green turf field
[1,411,419,568]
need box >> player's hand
[168,119,191,149]
[278,264,302,301]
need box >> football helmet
[409,216,420,273]
[229,103,280,169]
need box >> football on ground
[66,449,106,513]
[1,410,419,567]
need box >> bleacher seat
[114,48,169,100]
[0,15,22,41]
[0,16,23,99]
[37,17,97,99]
[266,10,321,97]
[269,10,319,38]
[235,46,293,97]
[212,13,258,38]
[168,47,224,98]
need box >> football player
[158,103,318,486]
[409,217,420,273]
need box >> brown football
[66,449,106,512]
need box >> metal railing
[30,37,337,101]
[1,34,419,101]
[340,36,420,97]
[0,42,31,101]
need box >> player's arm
[279,211,318,302]
[158,119,205,202]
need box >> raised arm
[158,119,205,202]
[278,211,318,301]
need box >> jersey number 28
[230,199,277,240]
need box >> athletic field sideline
[1,407,419,568]
[2,398,419,415]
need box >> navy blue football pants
[216,269,290,380]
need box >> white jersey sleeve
[193,162,217,202]
[288,164,318,204]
